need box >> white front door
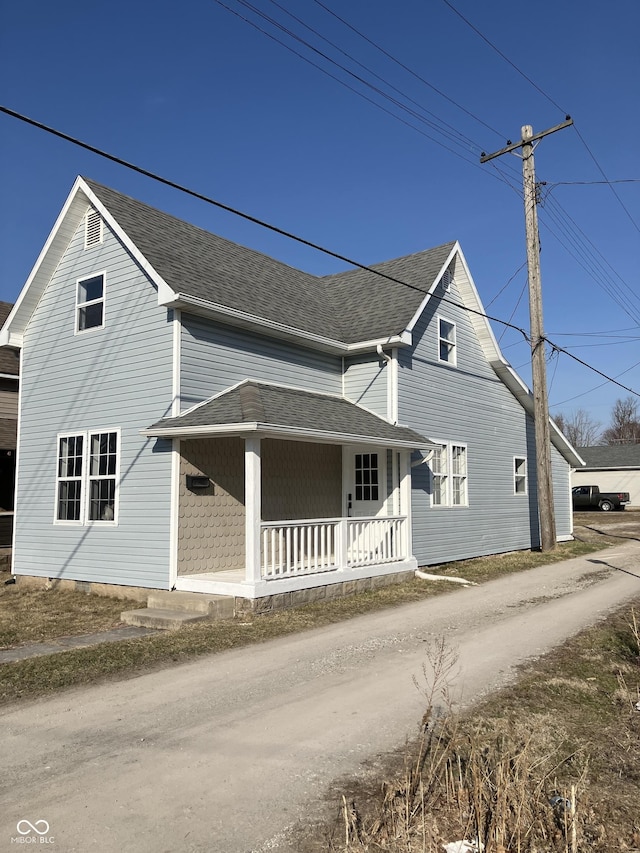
[347,448,387,518]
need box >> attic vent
[441,266,454,292]
[85,209,103,248]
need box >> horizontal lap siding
[343,355,387,419]
[401,279,572,566]
[14,220,174,588]
[180,315,341,408]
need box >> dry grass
[295,600,640,853]
[0,530,630,706]
[0,576,140,648]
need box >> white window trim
[437,315,457,366]
[514,456,528,495]
[75,271,106,335]
[54,428,120,525]
[429,440,468,507]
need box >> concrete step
[120,608,212,631]
[147,590,234,619]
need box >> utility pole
[480,118,573,551]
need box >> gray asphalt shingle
[85,179,453,344]
[147,381,431,447]
[576,445,640,468]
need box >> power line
[3,104,637,400]
[552,358,640,407]
[0,104,526,337]
[437,0,640,238]
[545,341,640,397]
[572,125,640,235]
[262,0,481,153]
[309,0,508,141]
[212,0,526,191]
[549,179,640,187]
[438,0,567,114]
[212,0,511,185]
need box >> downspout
[376,344,391,364]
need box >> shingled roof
[144,380,433,448]
[84,179,454,345]
[576,445,640,469]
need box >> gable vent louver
[85,209,103,248]
[440,262,455,293]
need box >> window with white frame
[430,444,447,506]
[355,452,379,501]
[430,442,468,506]
[438,317,456,365]
[56,430,119,523]
[76,273,105,333]
[514,456,527,495]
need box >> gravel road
[1,537,639,853]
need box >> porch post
[245,436,262,584]
[399,450,413,558]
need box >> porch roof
[142,380,434,449]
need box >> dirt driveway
[573,507,640,543]
[1,536,639,853]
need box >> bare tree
[601,396,640,444]
[552,408,601,447]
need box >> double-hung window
[514,457,528,495]
[76,273,105,333]
[438,317,456,365]
[56,430,119,523]
[430,441,468,506]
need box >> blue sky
[1,0,638,428]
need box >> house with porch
[0,177,582,604]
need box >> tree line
[553,396,640,447]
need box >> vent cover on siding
[441,265,454,292]
[85,209,103,248]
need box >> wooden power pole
[481,118,573,551]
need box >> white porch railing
[261,516,407,579]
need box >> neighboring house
[573,446,640,508]
[0,301,19,546]
[0,177,582,601]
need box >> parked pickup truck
[572,485,630,512]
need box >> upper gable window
[76,274,105,333]
[438,317,456,365]
[85,209,103,248]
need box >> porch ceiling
[142,380,435,449]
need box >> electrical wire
[212,0,528,191]
[573,125,640,235]
[211,0,511,185]
[309,0,508,141]
[438,0,568,115]
[2,103,638,399]
[552,358,640,407]
[0,104,526,336]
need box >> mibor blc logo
[11,820,54,844]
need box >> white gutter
[164,293,410,355]
[141,421,435,450]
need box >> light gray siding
[343,354,388,419]
[14,218,174,588]
[180,315,342,409]
[400,282,573,566]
